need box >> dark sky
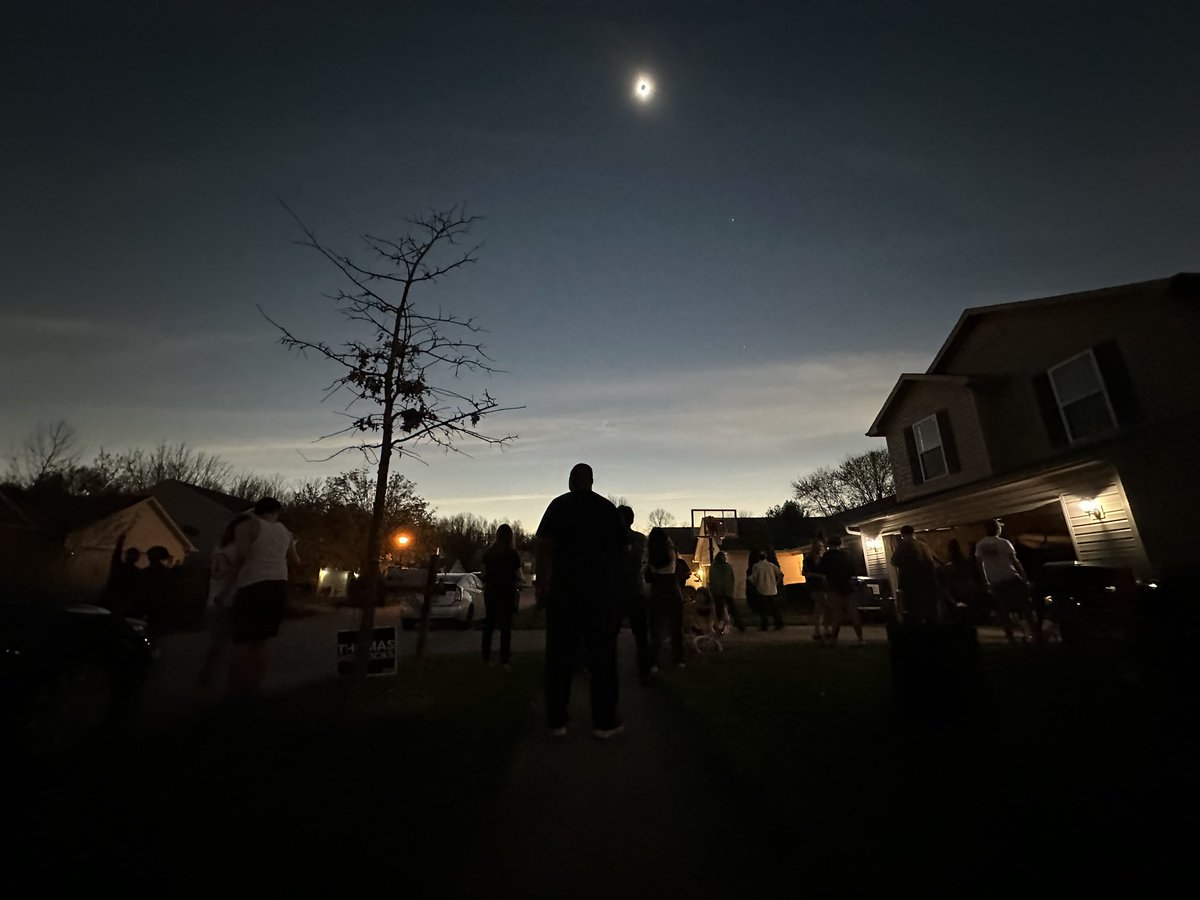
[2,0,1197,527]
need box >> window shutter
[1092,340,1141,427]
[902,427,924,484]
[1032,373,1069,448]
[935,408,960,473]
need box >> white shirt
[208,544,237,606]
[975,535,1021,585]
[236,519,294,588]
[750,559,782,596]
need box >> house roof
[0,488,197,553]
[866,374,972,437]
[2,488,149,533]
[926,273,1198,376]
[865,273,1198,438]
[153,479,252,514]
[844,457,1114,536]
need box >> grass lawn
[16,654,541,889]
[658,641,1194,892]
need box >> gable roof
[2,488,148,533]
[153,479,252,514]
[926,273,1197,375]
[0,488,197,553]
[866,374,971,437]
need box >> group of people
[887,519,1040,642]
[101,537,179,635]
[528,463,814,741]
[803,535,866,646]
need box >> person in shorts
[229,498,300,696]
[975,519,1038,643]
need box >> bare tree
[791,448,895,515]
[265,203,520,675]
[7,420,80,486]
[228,472,290,502]
[86,443,233,492]
[646,508,676,528]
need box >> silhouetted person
[975,519,1038,643]
[198,513,249,694]
[804,538,830,642]
[102,534,143,619]
[891,525,939,624]
[750,549,784,630]
[141,545,176,638]
[646,527,687,670]
[615,506,652,683]
[229,497,300,697]
[481,523,522,668]
[708,550,743,632]
[820,535,863,646]
[535,464,626,739]
[938,538,985,622]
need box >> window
[912,414,948,481]
[1047,349,1116,443]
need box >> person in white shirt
[229,498,300,696]
[750,550,785,631]
[975,519,1038,643]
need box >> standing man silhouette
[536,464,627,739]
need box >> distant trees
[429,512,532,572]
[6,420,81,487]
[765,499,807,519]
[2,423,269,497]
[287,467,434,574]
[790,448,894,516]
[646,508,676,528]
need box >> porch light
[1079,498,1105,521]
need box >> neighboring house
[850,273,1200,587]
[0,488,196,594]
[150,479,252,572]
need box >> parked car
[399,573,483,630]
[1034,561,1154,646]
[1,590,154,757]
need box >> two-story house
[849,273,1200,586]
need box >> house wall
[62,502,191,594]
[1059,477,1149,575]
[885,381,992,502]
[936,284,1200,475]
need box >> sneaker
[549,726,568,738]
[593,723,625,740]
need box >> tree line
[3,420,530,575]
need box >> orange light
[394,533,411,548]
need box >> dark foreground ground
[12,638,1196,896]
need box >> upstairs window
[1047,349,1117,443]
[912,414,948,481]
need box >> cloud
[0,313,98,337]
